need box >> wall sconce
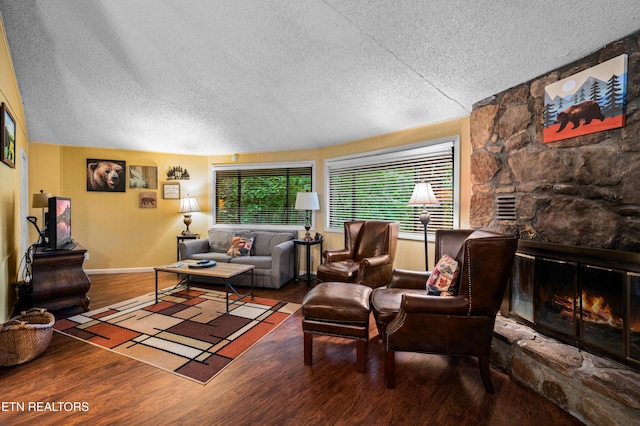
[231,154,239,162]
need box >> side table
[294,238,323,286]
[176,234,200,261]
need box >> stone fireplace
[509,240,640,369]
[470,29,640,354]
[469,30,640,424]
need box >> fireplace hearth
[506,240,640,370]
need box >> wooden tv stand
[30,243,91,313]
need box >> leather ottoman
[301,282,372,373]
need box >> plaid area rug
[53,287,301,384]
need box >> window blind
[325,140,457,239]
[214,164,313,226]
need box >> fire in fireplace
[507,241,640,370]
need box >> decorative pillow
[426,254,460,296]
[226,237,254,257]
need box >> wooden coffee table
[154,261,254,313]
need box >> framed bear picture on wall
[86,159,126,192]
[543,54,627,143]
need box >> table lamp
[32,189,52,227]
[295,191,320,242]
[179,195,201,236]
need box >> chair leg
[478,356,494,394]
[304,333,313,366]
[384,350,395,388]
[356,340,367,373]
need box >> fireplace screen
[510,254,534,322]
[536,258,577,336]
[631,273,640,362]
[580,265,625,357]
[509,241,640,370]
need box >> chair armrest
[388,268,431,289]
[323,248,351,263]
[360,254,390,269]
[401,293,469,315]
[384,294,473,352]
[355,255,396,286]
[179,238,210,259]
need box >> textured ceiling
[1,0,639,155]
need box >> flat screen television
[47,197,74,250]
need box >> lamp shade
[295,191,320,211]
[408,182,439,206]
[32,190,52,208]
[179,196,201,213]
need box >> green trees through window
[215,165,312,225]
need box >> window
[213,162,314,227]
[324,137,459,240]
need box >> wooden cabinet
[31,244,91,313]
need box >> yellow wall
[25,115,469,321]
[27,118,469,285]
[209,116,471,272]
[0,18,28,321]
[29,145,210,271]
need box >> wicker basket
[0,308,55,367]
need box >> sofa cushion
[230,255,272,269]
[208,229,235,252]
[244,232,294,256]
[227,236,254,257]
[189,252,231,262]
[426,254,460,296]
[208,228,250,252]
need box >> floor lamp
[408,181,439,270]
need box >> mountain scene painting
[544,54,627,143]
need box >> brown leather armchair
[370,229,517,393]
[316,220,399,288]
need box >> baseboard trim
[85,267,154,275]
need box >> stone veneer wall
[470,30,640,425]
[470,30,640,252]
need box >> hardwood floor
[0,273,583,425]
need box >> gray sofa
[178,227,297,289]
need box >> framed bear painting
[543,54,627,143]
[86,159,127,192]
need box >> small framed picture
[163,183,180,199]
[1,103,16,169]
[129,165,158,189]
[139,192,157,208]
